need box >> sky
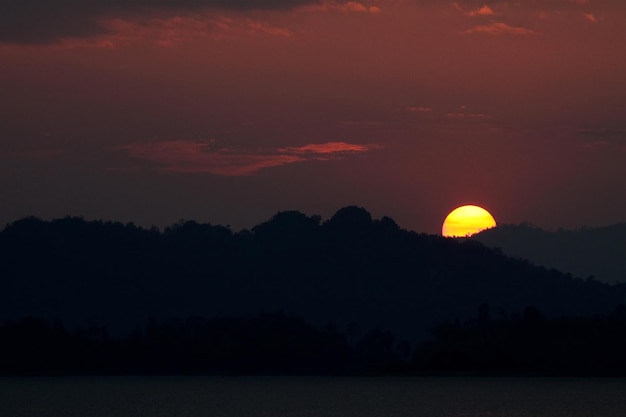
[1,0,625,234]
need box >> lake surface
[1,376,624,417]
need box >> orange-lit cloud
[339,2,381,14]
[462,22,539,36]
[277,142,377,154]
[119,140,378,175]
[583,13,598,23]
[453,0,600,28]
[467,5,496,17]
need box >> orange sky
[1,0,625,233]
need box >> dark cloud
[576,128,626,138]
[0,0,319,44]
[575,128,626,151]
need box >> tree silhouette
[2,207,626,375]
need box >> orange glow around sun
[442,205,497,237]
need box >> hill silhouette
[473,223,626,284]
[2,207,624,345]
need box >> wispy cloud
[576,128,626,151]
[450,0,594,10]
[101,15,221,47]
[300,1,381,13]
[446,112,493,120]
[246,20,293,37]
[54,14,293,48]
[583,13,598,23]
[583,140,611,150]
[0,0,381,46]
[119,140,379,175]
[406,106,433,113]
[278,141,377,155]
[462,22,539,36]
[452,0,601,29]
[576,128,626,138]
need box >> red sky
[1,0,625,234]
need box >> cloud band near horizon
[118,140,379,176]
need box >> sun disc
[442,205,496,237]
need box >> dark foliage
[0,313,402,376]
[1,207,625,375]
[413,304,626,376]
[3,307,626,376]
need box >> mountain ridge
[1,207,624,343]
[473,222,626,284]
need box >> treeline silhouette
[3,307,626,376]
[1,206,626,374]
[0,313,401,375]
[414,304,626,376]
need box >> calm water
[1,376,624,417]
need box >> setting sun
[442,205,497,237]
